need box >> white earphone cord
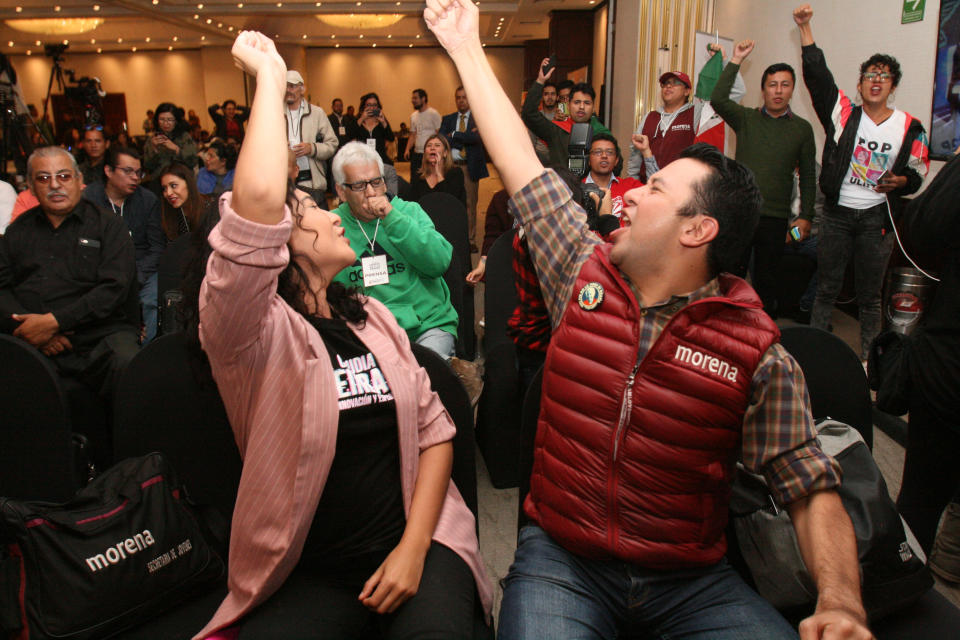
[884,195,941,283]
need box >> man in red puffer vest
[428,4,873,639]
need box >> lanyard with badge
[358,218,389,287]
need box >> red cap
[659,71,691,88]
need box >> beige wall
[302,47,524,124]
[9,45,523,140]
[715,0,944,175]
[593,4,609,104]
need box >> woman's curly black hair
[180,180,367,360]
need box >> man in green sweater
[522,59,612,167]
[330,141,458,358]
[711,39,816,317]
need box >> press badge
[366,138,377,149]
[362,255,389,286]
[339,126,346,136]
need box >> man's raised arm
[424,0,541,196]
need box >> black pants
[410,152,423,179]
[897,391,960,555]
[237,542,476,640]
[737,215,788,316]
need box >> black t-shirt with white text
[300,315,406,571]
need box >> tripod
[41,46,68,141]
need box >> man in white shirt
[404,88,442,178]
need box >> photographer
[582,133,641,224]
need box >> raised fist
[793,4,813,26]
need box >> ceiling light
[217,23,223,28]
[201,36,206,40]
[15,7,22,13]
[173,36,178,41]
[302,34,307,39]
[62,39,68,45]
[372,43,376,47]
[358,34,363,39]
[117,37,123,43]
[317,1,323,6]
[194,14,199,19]
[206,18,212,24]
[90,38,95,43]
[6,18,104,35]
[94,4,101,11]
[387,34,391,38]
[316,14,404,29]
[35,40,40,45]
[415,34,420,38]
[26,50,30,55]
[408,43,412,47]
[197,3,204,8]
[335,43,340,48]
[97,47,102,53]
[238,2,243,7]
[6,42,12,47]
[152,0,159,4]
[276,2,282,6]
[132,46,137,52]
[169,46,173,50]
[228,26,234,31]
[54,6,62,11]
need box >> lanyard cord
[357,218,380,252]
[108,198,124,219]
[179,207,190,232]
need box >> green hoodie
[332,196,458,340]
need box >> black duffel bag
[730,418,932,623]
[0,453,224,639]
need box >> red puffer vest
[524,244,779,568]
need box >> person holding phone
[793,4,929,358]
[351,92,396,168]
[143,103,198,183]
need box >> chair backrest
[419,192,475,359]
[517,367,543,534]
[0,334,78,501]
[418,192,470,272]
[113,333,241,532]
[410,342,478,522]
[475,340,522,489]
[779,326,874,450]
[482,228,518,352]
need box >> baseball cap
[659,71,691,88]
[286,70,304,85]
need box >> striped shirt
[508,169,841,505]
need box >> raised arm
[794,4,815,46]
[425,0,541,195]
[230,31,288,225]
[710,40,754,132]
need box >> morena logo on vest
[673,344,739,383]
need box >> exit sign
[902,0,925,24]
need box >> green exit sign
[902,0,925,24]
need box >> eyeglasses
[157,116,176,124]
[114,166,145,179]
[33,171,76,185]
[84,124,104,131]
[342,176,385,192]
[660,79,686,88]
[590,149,617,157]
[862,71,892,83]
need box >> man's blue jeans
[139,271,158,345]
[498,525,798,640]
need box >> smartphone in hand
[542,54,557,77]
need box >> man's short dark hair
[207,140,238,171]
[332,98,342,105]
[760,63,795,87]
[557,80,574,94]
[570,83,596,101]
[83,127,105,141]
[677,143,763,276]
[455,85,464,93]
[106,145,141,168]
[413,88,427,101]
[860,53,902,87]
[222,99,237,109]
[543,81,558,93]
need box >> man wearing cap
[284,70,339,204]
[626,47,744,183]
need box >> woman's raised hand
[231,31,286,80]
[424,0,480,55]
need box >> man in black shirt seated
[0,146,139,400]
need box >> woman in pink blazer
[193,32,492,640]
